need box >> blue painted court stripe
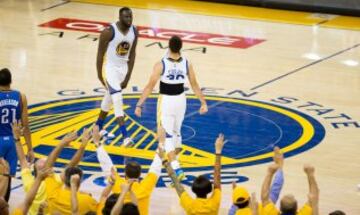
[251,43,360,90]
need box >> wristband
[215,153,221,156]
[136,104,143,108]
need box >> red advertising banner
[39,18,265,49]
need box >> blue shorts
[0,136,18,176]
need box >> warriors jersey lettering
[160,57,189,95]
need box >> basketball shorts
[157,93,186,149]
[0,136,18,176]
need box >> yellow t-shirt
[261,202,312,215]
[180,188,221,215]
[11,208,23,215]
[44,174,98,215]
[235,207,252,215]
[96,199,106,215]
[21,168,62,215]
[112,172,158,215]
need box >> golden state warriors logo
[28,95,325,172]
[116,41,130,56]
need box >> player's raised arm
[135,62,162,117]
[187,62,207,115]
[96,27,113,87]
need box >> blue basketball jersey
[0,90,21,136]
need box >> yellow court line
[144,139,156,150]
[134,132,151,148]
[111,120,135,145]
[71,0,360,30]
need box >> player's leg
[3,137,17,201]
[174,93,186,158]
[160,95,185,180]
[105,66,132,146]
[161,115,180,168]
[95,90,113,137]
[0,137,9,200]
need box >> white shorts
[157,93,186,148]
[101,63,128,117]
[104,63,128,94]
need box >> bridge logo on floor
[28,95,325,174]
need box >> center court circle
[28,94,326,171]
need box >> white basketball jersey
[160,57,189,84]
[104,23,136,68]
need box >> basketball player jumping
[135,36,208,179]
[95,7,138,146]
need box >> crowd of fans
[0,68,347,215]
[0,121,348,215]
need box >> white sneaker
[123,137,134,147]
[100,130,115,139]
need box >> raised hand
[304,164,315,176]
[60,131,78,147]
[273,147,284,168]
[37,167,53,180]
[81,128,91,146]
[215,133,225,154]
[70,174,81,188]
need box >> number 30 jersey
[0,90,21,136]
[159,57,189,95]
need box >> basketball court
[1,0,359,213]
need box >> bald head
[280,194,297,214]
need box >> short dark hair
[191,175,212,198]
[119,7,131,15]
[169,36,182,53]
[84,212,96,215]
[64,166,83,187]
[121,203,140,215]
[329,211,346,215]
[0,68,11,86]
[102,193,120,215]
[280,202,297,215]
[125,161,141,179]
[234,198,249,208]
